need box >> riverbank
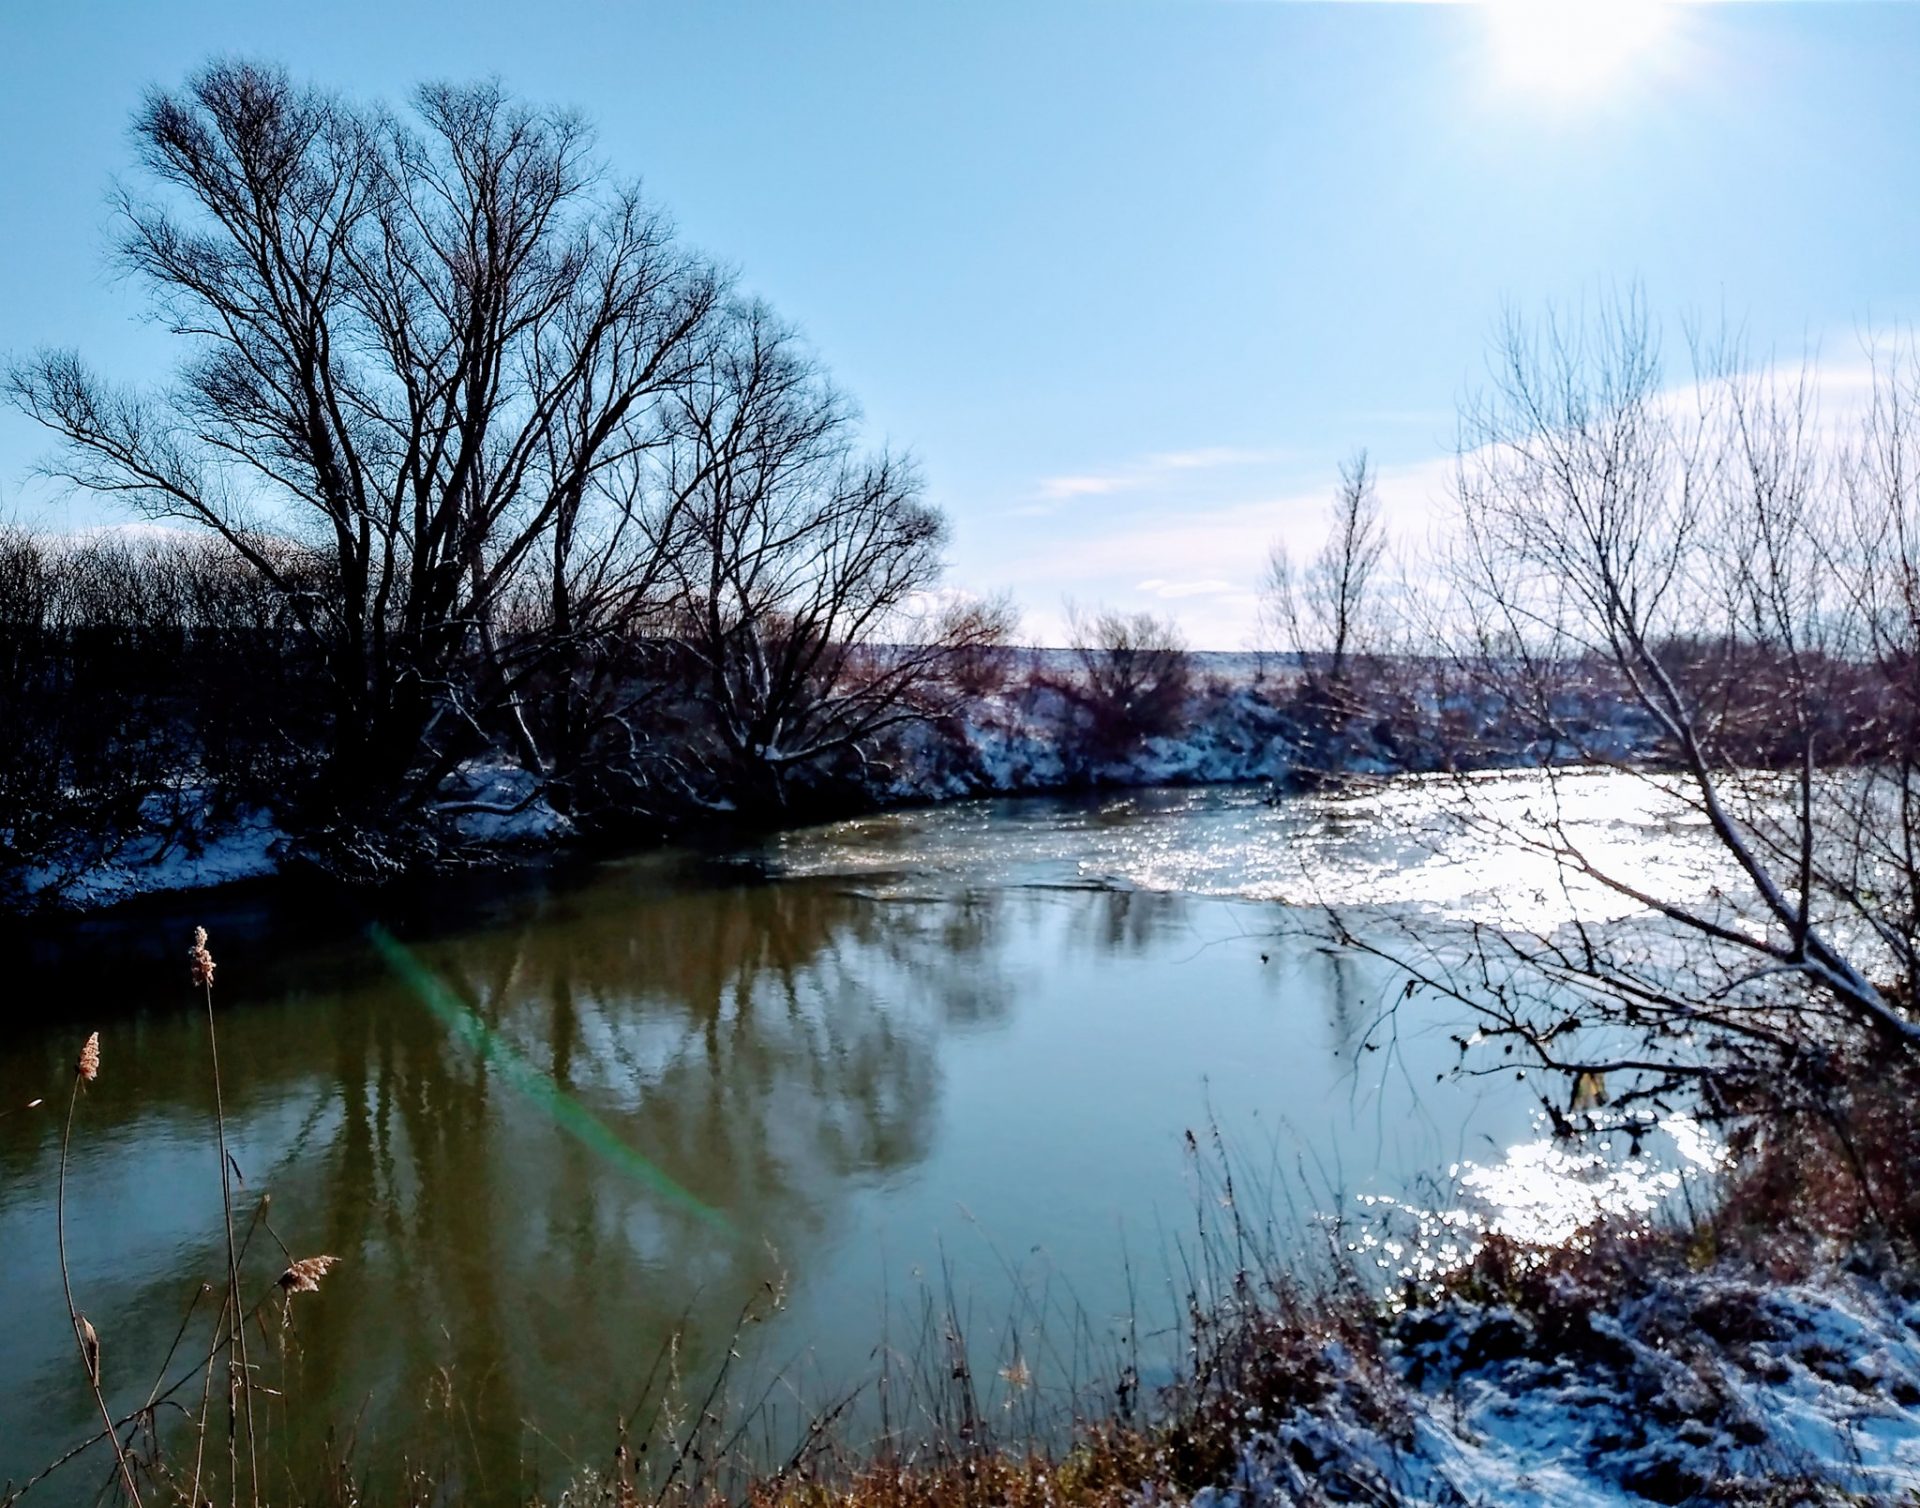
[644,1065,1920,1508]
[679,1249,1920,1508]
[1189,1238,1920,1506]
[3,657,1657,915]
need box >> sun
[1485,0,1677,97]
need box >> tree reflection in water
[0,790,1557,1504]
[0,869,1014,1499]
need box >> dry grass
[1711,1050,1920,1264]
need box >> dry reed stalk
[20,1123,295,1501]
[189,927,260,1508]
[56,1032,144,1506]
[188,1304,217,1508]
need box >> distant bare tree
[7,62,722,832]
[1262,449,1385,687]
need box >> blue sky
[3,1,1918,645]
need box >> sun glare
[1486,0,1676,97]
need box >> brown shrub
[1059,607,1193,760]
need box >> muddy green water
[0,780,1711,1503]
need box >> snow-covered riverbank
[4,665,1663,914]
[1210,1253,1920,1506]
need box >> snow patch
[433,761,575,846]
[1190,1264,1920,1506]
[16,793,284,910]
[888,674,1662,808]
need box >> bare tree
[662,302,1011,809]
[7,62,722,833]
[1262,448,1385,687]
[1064,604,1192,759]
[1367,297,1920,1126]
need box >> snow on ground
[890,680,1306,801]
[1194,1261,1920,1507]
[16,793,285,910]
[12,761,575,911]
[433,760,575,845]
[890,672,1660,806]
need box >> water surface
[0,776,1717,1502]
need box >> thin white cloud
[965,450,1462,647]
[1143,446,1288,471]
[1029,445,1291,509]
[967,345,1906,648]
[1137,577,1238,599]
[1036,473,1132,501]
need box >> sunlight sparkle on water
[1353,1112,1727,1297]
[1457,1113,1724,1247]
[780,772,1742,937]
[1351,1106,1728,1290]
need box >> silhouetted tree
[8,62,722,833]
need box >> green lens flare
[367,923,729,1233]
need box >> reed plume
[56,1032,143,1505]
[276,1255,341,1296]
[276,1255,341,1330]
[188,928,216,989]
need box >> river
[0,774,1722,1503]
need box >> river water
[0,774,1722,1502]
